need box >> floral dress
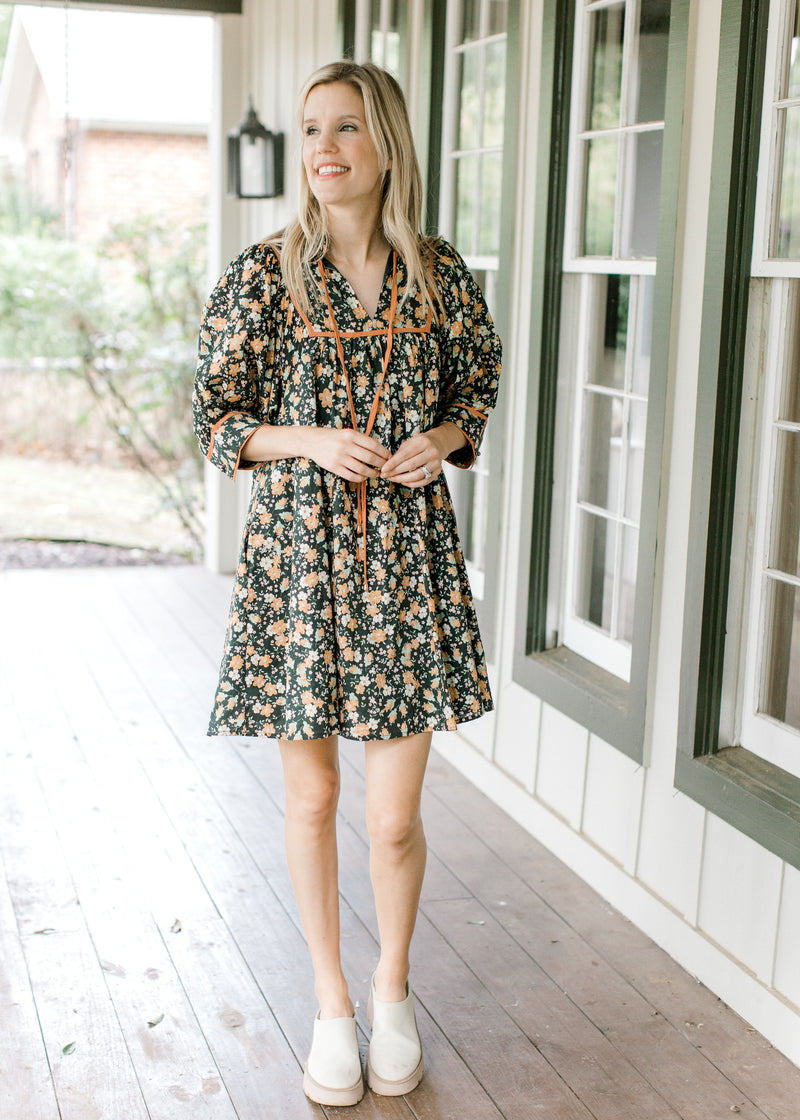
[193,237,501,741]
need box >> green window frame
[512,0,688,761]
[676,0,800,870]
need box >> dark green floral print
[193,237,501,741]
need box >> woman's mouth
[316,164,349,178]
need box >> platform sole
[302,1068,364,1107]
[366,1053,424,1096]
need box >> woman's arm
[241,424,391,484]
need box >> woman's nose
[317,127,337,152]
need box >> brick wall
[75,130,208,239]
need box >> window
[736,0,800,777]
[369,0,406,76]
[514,0,685,759]
[556,0,670,681]
[439,0,509,619]
[676,0,800,869]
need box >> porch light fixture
[227,100,284,199]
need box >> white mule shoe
[303,1012,364,1107]
[367,974,424,1096]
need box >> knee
[286,767,340,830]
[367,806,423,858]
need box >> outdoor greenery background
[0,4,207,558]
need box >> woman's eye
[340,123,356,132]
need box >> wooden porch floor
[2,564,799,1120]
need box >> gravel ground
[0,539,194,570]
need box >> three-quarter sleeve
[193,246,277,479]
[432,240,502,468]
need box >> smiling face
[302,81,388,218]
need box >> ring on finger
[421,464,432,481]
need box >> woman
[193,60,501,1106]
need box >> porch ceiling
[11,0,241,13]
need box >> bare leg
[279,735,352,1020]
[364,731,432,1002]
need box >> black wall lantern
[227,100,285,199]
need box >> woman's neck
[325,206,389,271]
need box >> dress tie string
[318,253,399,589]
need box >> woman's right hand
[241,424,390,483]
[303,427,390,483]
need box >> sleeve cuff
[207,412,266,479]
[437,405,488,469]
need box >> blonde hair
[274,61,440,317]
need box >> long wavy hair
[275,61,440,317]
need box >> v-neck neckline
[322,251,394,325]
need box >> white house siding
[436,0,800,1068]
[209,0,800,1066]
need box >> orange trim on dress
[455,404,488,421]
[318,254,400,588]
[207,410,262,480]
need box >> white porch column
[204,12,250,574]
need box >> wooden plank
[0,869,60,1120]
[426,758,800,1119]
[52,576,341,1116]
[0,653,151,1119]
[5,566,800,1120]
[6,598,244,1118]
[163,915,320,1120]
[419,789,773,1120]
[0,691,61,1120]
[341,744,779,1120]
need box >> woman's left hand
[380,423,466,489]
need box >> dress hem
[207,703,493,743]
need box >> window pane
[458,49,481,150]
[617,525,639,643]
[575,511,616,633]
[761,579,800,732]
[583,135,618,256]
[769,430,800,580]
[488,0,508,36]
[462,0,480,43]
[621,129,663,258]
[587,274,630,390]
[579,391,623,513]
[455,155,478,255]
[587,5,625,131]
[624,399,648,521]
[774,107,800,260]
[779,284,800,423]
[634,0,671,123]
[484,39,507,147]
[478,153,502,255]
[631,276,655,397]
[784,0,800,99]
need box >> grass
[0,455,202,558]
